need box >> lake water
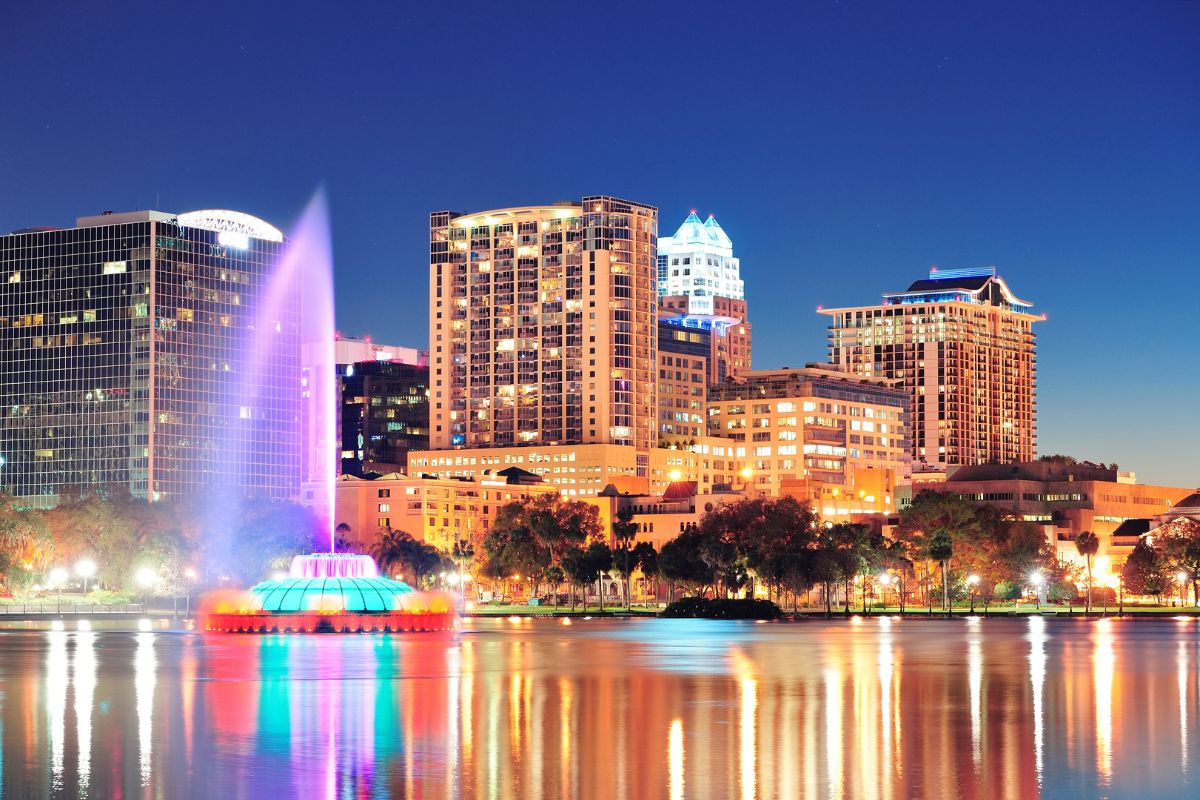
[0,615,1196,799]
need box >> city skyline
[1,2,1196,486]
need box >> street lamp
[1176,571,1188,607]
[49,567,69,589]
[76,559,97,595]
[1029,571,1044,611]
[183,567,198,617]
[967,574,981,614]
[878,572,891,610]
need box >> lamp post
[878,573,891,611]
[1176,571,1188,607]
[183,567,197,617]
[1117,574,1124,616]
[136,566,158,611]
[967,574,980,614]
[1030,571,1044,611]
[453,538,474,610]
[76,559,97,596]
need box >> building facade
[0,209,298,503]
[338,359,429,476]
[706,365,909,514]
[656,318,709,445]
[929,461,1191,576]
[821,267,1039,469]
[311,468,557,553]
[657,212,751,380]
[428,197,658,459]
[409,438,750,499]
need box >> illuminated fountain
[203,192,455,634]
[203,553,454,633]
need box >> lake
[0,615,1196,799]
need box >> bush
[660,597,783,620]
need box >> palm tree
[1075,530,1100,613]
[452,538,475,606]
[611,505,638,609]
[928,531,953,615]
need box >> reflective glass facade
[0,211,299,502]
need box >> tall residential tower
[428,196,658,455]
[821,267,1039,469]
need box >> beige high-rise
[428,196,658,465]
[821,267,1040,469]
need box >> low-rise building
[303,467,556,552]
[582,481,757,551]
[408,440,752,498]
[929,461,1191,578]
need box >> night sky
[2,2,1196,486]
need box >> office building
[656,318,709,445]
[337,357,429,476]
[657,211,751,380]
[821,266,1040,469]
[429,197,658,456]
[0,209,298,503]
[706,365,909,515]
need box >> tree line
[0,490,320,597]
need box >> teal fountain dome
[205,553,455,633]
[249,554,417,613]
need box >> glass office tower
[0,209,299,503]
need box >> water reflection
[2,618,1200,799]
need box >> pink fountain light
[289,554,379,579]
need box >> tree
[561,546,594,611]
[611,505,638,609]
[631,541,659,604]
[0,495,52,594]
[370,529,451,589]
[897,491,987,611]
[1074,530,1100,613]
[545,565,565,610]
[1157,519,1200,605]
[586,541,614,612]
[659,528,713,600]
[928,531,954,614]
[1122,538,1170,603]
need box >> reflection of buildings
[822,267,1039,469]
[0,209,299,504]
[4,617,1198,798]
[928,460,1191,574]
[706,365,909,518]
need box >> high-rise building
[821,267,1040,469]
[657,212,751,380]
[337,355,429,476]
[428,197,658,459]
[656,319,709,445]
[706,365,909,515]
[0,209,298,503]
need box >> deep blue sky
[2,2,1197,486]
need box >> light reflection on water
[1,617,1198,799]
